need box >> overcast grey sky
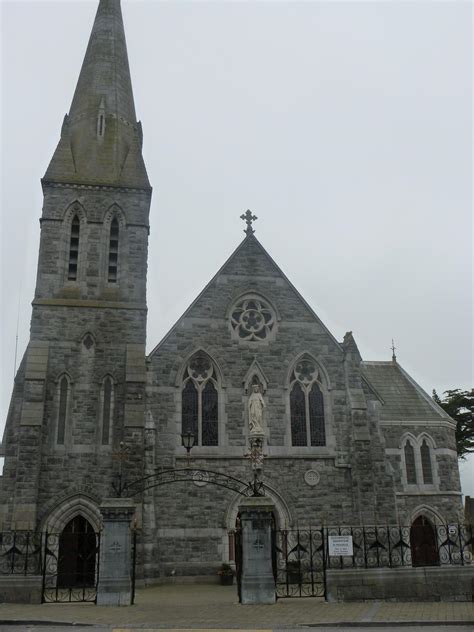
[1,0,472,494]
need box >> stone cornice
[33,298,147,311]
[39,217,149,230]
[41,179,152,196]
[379,419,456,429]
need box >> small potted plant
[217,562,235,585]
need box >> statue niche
[248,382,266,435]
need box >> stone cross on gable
[240,209,258,235]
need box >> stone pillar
[97,498,135,606]
[239,496,275,604]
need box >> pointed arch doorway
[410,516,439,567]
[43,515,100,602]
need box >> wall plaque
[328,535,353,556]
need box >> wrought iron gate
[273,528,326,598]
[42,526,100,603]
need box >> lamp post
[181,428,195,466]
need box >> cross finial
[240,209,258,235]
[390,339,397,362]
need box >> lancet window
[420,440,434,484]
[101,376,114,445]
[404,441,417,484]
[68,215,80,280]
[108,218,119,282]
[181,353,219,446]
[289,357,326,447]
[57,375,70,445]
[402,435,436,487]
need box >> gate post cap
[239,497,275,514]
[100,498,136,520]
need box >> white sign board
[328,535,353,557]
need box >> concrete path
[0,584,473,629]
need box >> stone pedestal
[97,498,135,606]
[239,496,275,604]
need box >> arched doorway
[410,516,439,567]
[57,515,98,587]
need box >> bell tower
[0,0,151,530]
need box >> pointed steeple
[44,0,150,189]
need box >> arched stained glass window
[108,218,119,282]
[182,380,198,439]
[181,353,219,446]
[57,376,69,445]
[68,216,80,281]
[420,440,433,484]
[202,381,218,446]
[404,441,417,484]
[309,383,325,446]
[289,357,326,447]
[101,377,113,445]
[290,383,306,446]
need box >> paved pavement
[0,584,473,630]
[3,628,474,632]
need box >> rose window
[230,297,275,342]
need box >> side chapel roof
[361,361,453,423]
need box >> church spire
[43,0,150,189]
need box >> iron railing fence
[0,531,42,575]
[1,523,472,582]
[273,528,326,598]
[324,523,473,569]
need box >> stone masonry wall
[144,236,396,577]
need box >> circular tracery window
[230,297,276,342]
[187,353,214,382]
[294,359,318,384]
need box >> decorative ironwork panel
[325,524,473,569]
[0,531,42,575]
[273,528,326,598]
[437,524,473,565]
[127,468,257,497]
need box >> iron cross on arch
[240,209,258,235]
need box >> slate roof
[44,0,150,189]
[361,361,452,423]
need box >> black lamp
[181,428,195,461]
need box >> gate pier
[97,498,135,606]
[239,496,276,604]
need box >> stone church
[0,0,463,582]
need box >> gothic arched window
[108,218,119,282]
[420,440,433,484]
[404,441,417,484]
[289,357,326,447]
[182,353,219,446]
[101,376,114,445]
[401,434,437,488]
[57,375,70,445]
[68,215,80,280]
